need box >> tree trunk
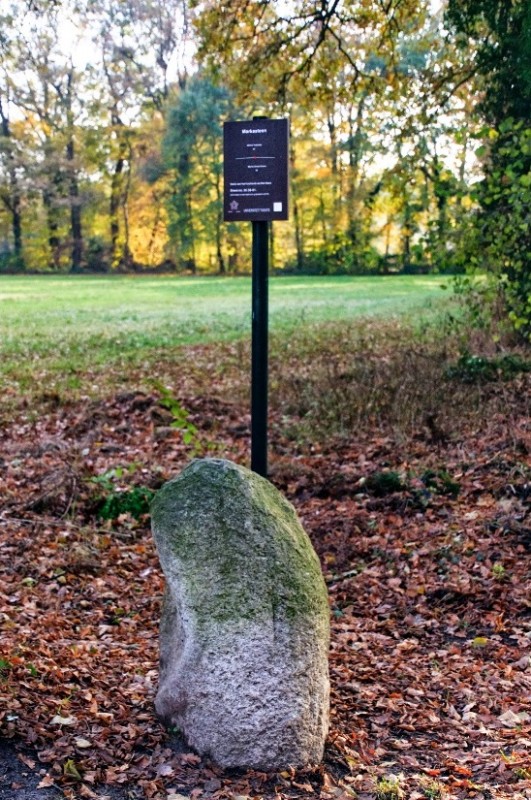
[147,191,163,267]
[293,196,304,270]
[420,156,451,270]
[327,111,341,228]
[67,137,83,272]
[318,189,328,247]
[43,180,61,269]
[346,93,367,249]
[12,194,23,265]
[122,137,133,267]
[0,97,24,269]
[402,198,412,274]
[185,187,196,272]
[290,145,304,270]
[216,220,225,274]
[110,157,123,268]
[215,165,225,273]
[396,139,413,273]
[110,131,128,269]
[65,70,83,272]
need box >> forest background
[0,0,528,328]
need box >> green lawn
[0,274,450,393]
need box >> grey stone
[151,458,330,770]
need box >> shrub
[446,352,530,383]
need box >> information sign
[223,119,289,222]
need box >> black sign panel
[223,118,289,222]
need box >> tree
[61,63,84,272]
[22,48,84,270]
[192,0,479,275]
[0,9,25,270]
[2,0,514,280]
[88,0,191,269]
[1,2,92,271]
[192,0,431,103]
[163,76,233,273]
[446,0,531,338]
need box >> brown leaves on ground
[0,372,530,800]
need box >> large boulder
[151,458,330,769]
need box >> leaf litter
[0,354,530,800]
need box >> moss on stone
[151,459,329,629]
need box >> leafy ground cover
[1,291,530,800]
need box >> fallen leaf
[17,753,36,769]
[51,714,77,726]
[499,710,530,728]
[75,738,92,749]
[157,763,174,777]
[79,785,102,798]
[452,765,472,777]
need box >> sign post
[223,118,289,477]
[251,218,269,477]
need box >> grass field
[0,274,449,375]
[0,273,452,403]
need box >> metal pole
[251,219,269,477]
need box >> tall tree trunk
[318,189,328,247]
[12,193,23,265]
[215,166,225,273]
[346,93,367,249]
[67,137,83,272]
[65,69,83,272]
[110,156,123,268]
[396,139,413,273]
[42,133,64,270]
[110,128,129,269]
[293,196,304,270]
[402,198,412,274]
[147,191,163,267]
[457,130,468,208]
[420,155,451,270]
[216,214,225,274]
[216,225,225,273]
[43,181,61,269]
[122,137,133,266]
[327,110,341,228]
[185,187,196,273]
[0,97,24,269]
[290,145,304,269]
[173,149,196,272]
